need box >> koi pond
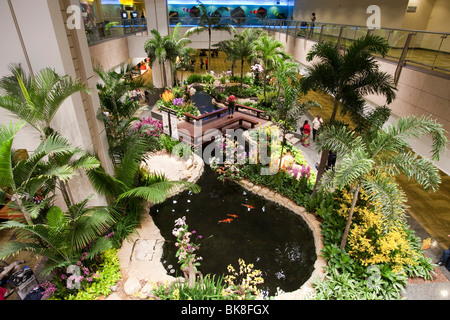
[150,166,316,297]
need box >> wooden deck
[177,108,268,147]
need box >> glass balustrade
[85,14,449,75]
[86,18,147,44]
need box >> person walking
[227,95,236,118]
[312,114,323,141]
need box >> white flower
[174,216,186,227]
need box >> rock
[140,282,154,297]
[185,158,193,169]
[132,239,156,261]
[124,277,142,296]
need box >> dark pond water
[191,90,216,114]
[150,166,316,297]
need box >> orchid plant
[173,216,203,277]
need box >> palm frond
[333,147,374,189]
[0,121,25,188]
[362,173,408,230]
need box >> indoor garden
[0,20,448,301]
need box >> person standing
[205,58,209,70]
[200,57,204,69]
[301,120,311,147]
[310,12,316,36]
[312,114,323,141]
[227,95,236,118]
[437,235,450,272]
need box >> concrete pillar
[144,0,172,88]
[0,0,112,207]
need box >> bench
[216,116,259,133]
[235,103,266,118]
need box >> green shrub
[202,74,214,84]
[49,248,122,300]
[186,74,203,84]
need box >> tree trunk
[278,135,286,171]
[340,184,360,250]
[240,59,244,87]
[311,150,329,197]
[208,28,212,70]
[59,178,72,209]
[162,61,168,88]
[311,97,340,196]
[14,197,33,225]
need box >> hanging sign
[161,110,170,135]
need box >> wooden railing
[183,103,267,123]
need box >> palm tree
[86,136,201,244]
[145,23,193,88]
[0,65,94,208]
[0,121,101,225]
[0,64,88,140]
[251,35,290,101]
[300,35,397,196]
[184,2,235,68]
[318,114,448,250]
[0,196,116,275]
[144,28,175,88]
[273,57,301,99]
[233,28,267,87]
[171,24,197,85]
[214,38,239,76]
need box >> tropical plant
[0,196,116,275]
[145,23,193,88]
[0,64,96,207]
[317,114,447,250]
[215,28,266,87]
[0,64,88,140]
[185,2,235,66]
[171,24,197,85]
[0,121,100,225]
[250,35,290,101]
[94,63,153,164]
[86,137,201,246]
[272,58,301,99]
[300,35,397,195]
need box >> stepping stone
[132,239,157,261]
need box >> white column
[145,0,172,88]
[0,0,110,207]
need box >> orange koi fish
[218,218,233,223]
[227,214,238,218]
[241,204,255,209]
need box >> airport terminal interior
[0,0,449,302]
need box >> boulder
[124,276,142,296]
